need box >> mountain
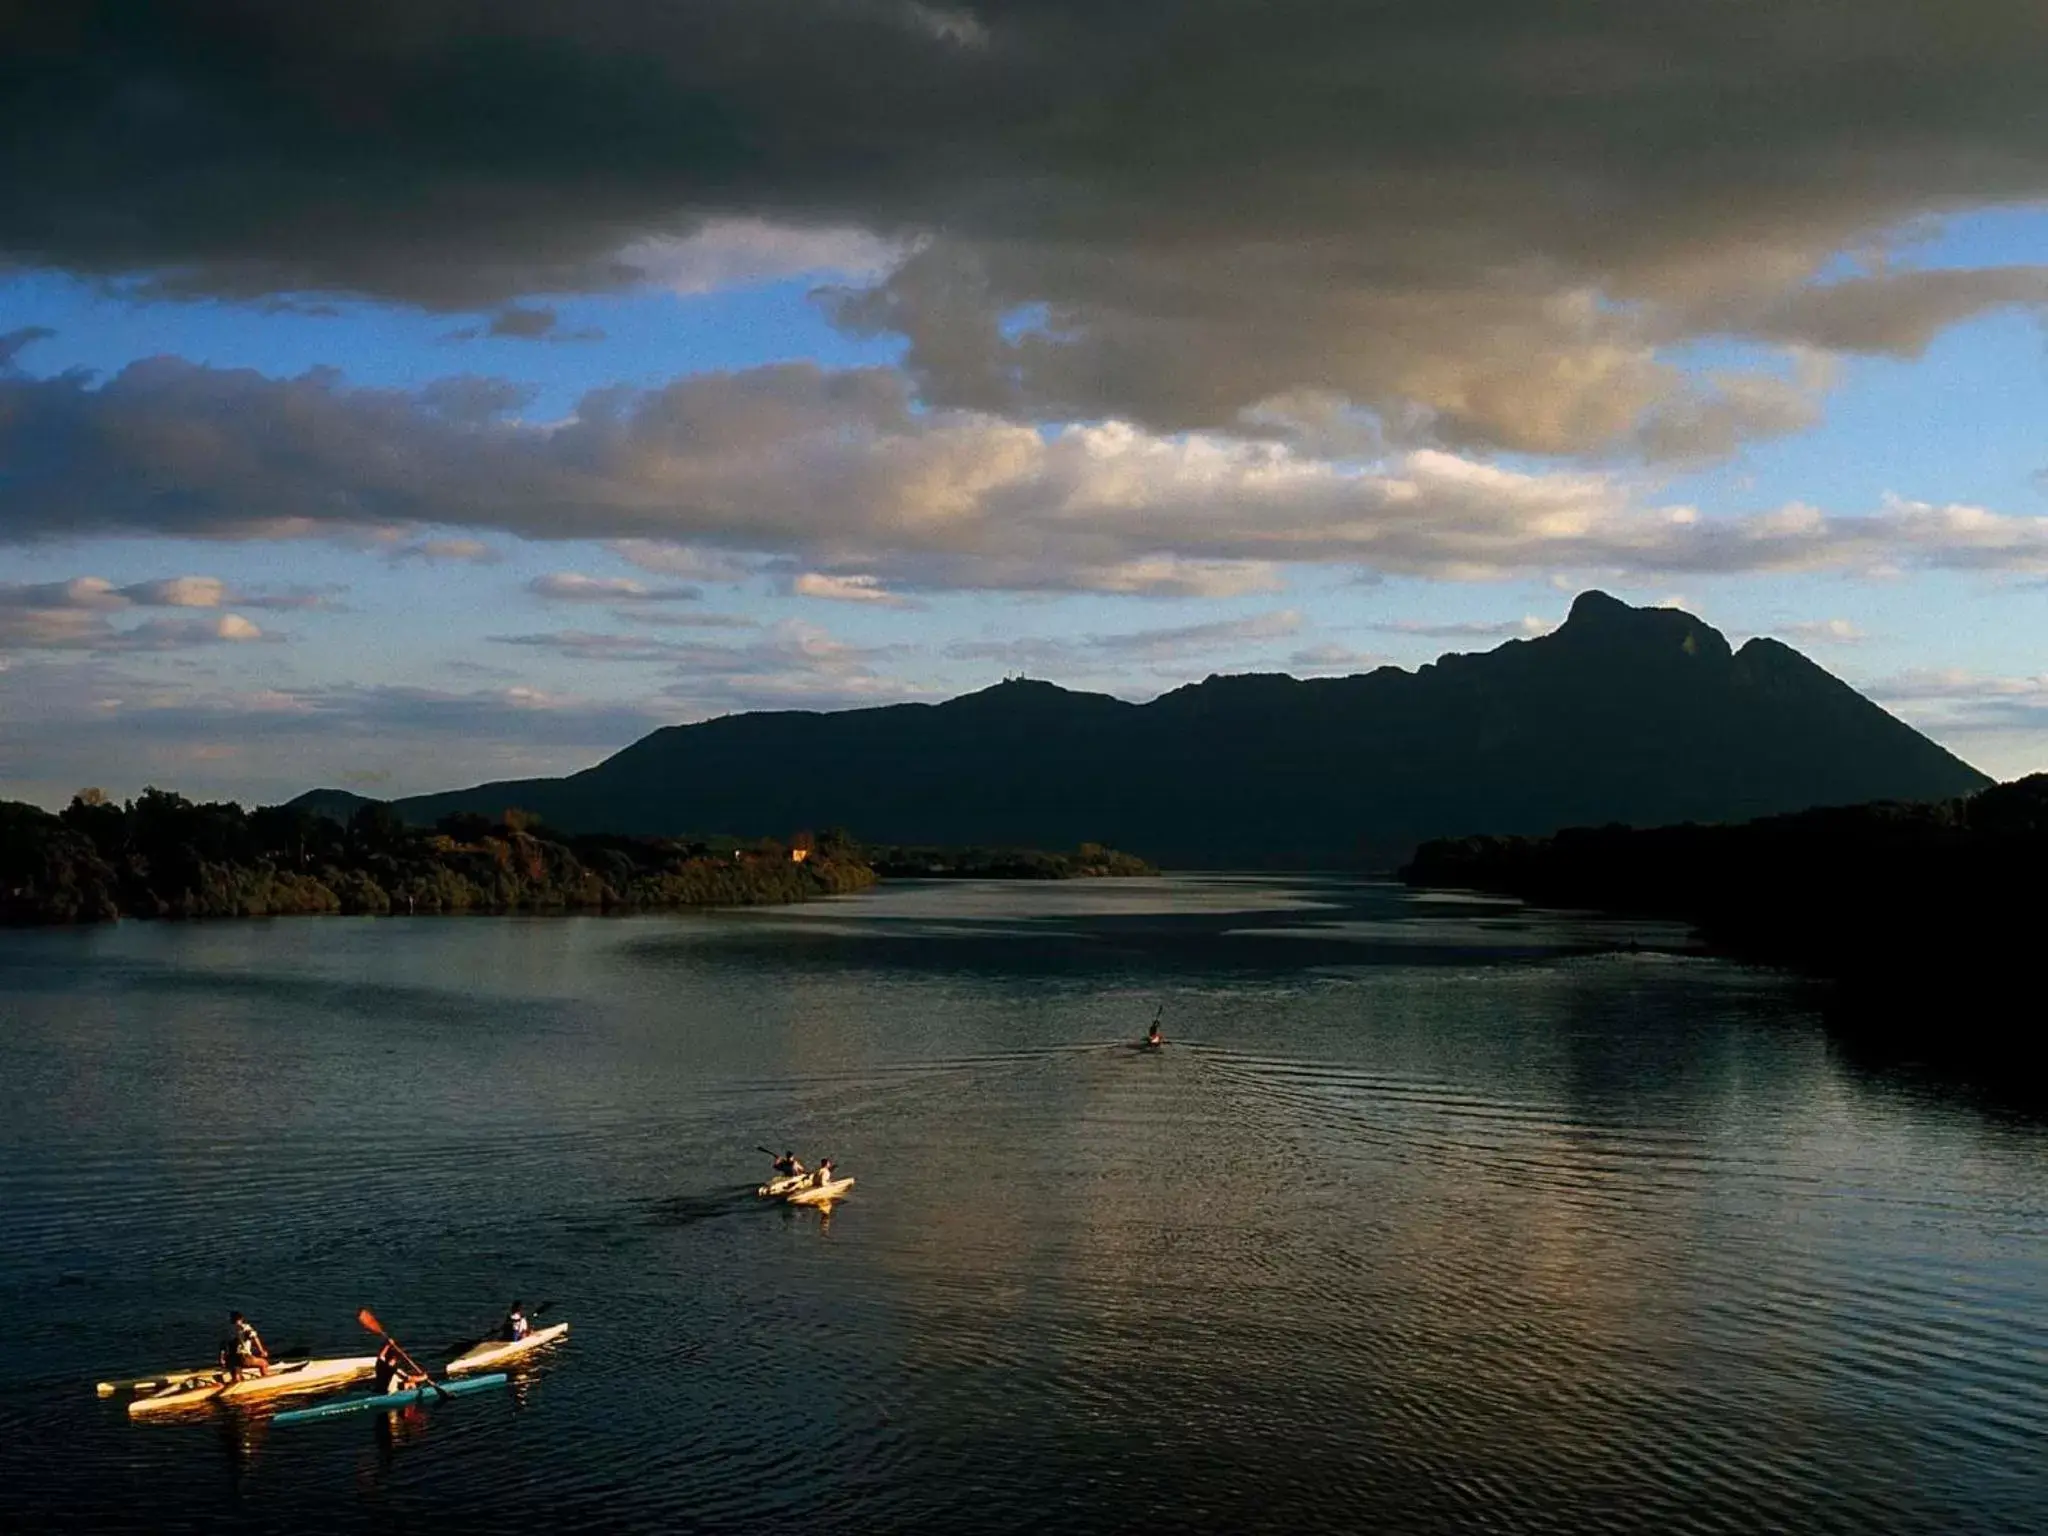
[281,787,386,824]
[384,591,1990,867]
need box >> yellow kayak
[127,1356,377,1417]
[785,1176,855,1205]
[447,1321,570,1375]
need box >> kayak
[271,1371,508,1426]
[127,1356,377,1417]
[447,1321,569,1375]
[785,1176,855,1205]
[97,1365,219,1398]
[758,1173,808,1197]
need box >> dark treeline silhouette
[1403,775,2048,1067]
[862,841,1154,879]
[0,789,875,925]
[370,592,1987,867]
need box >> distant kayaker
[772,1150,806,1178]
[221,1311,270,1379]
[501,1302,531,1343]
[1146,1021,1163,1046]
[372,1340,427,1395]
[811,1158,836,1189]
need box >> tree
[348,801,410,857]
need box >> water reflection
[0,878,2042,1533]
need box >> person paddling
[372,1339,427,1395]
[501,1302,531,1343]
[1146,1020,1164,1046]
[221,1311,270,1380]
[772,1150,807,1179]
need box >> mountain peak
[1564,589,1633,625]
[1555,590,1732,663]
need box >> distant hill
[282,787,384,824]
[384,591,1990,867]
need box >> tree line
[0,789,875,925]
[861,841,1154,879]
[1402,773,2048,1070]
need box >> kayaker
[501,1302,531,1343]
[372,1340,427,1395]
[772,1150,806,1178]
[221,1311,270,1379]
[810,1158,836,1189]
[1146,1021,1163,1046]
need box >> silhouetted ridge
[1554,589,1732,662]
[385,593,1989,866]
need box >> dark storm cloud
[7,4,2048,452]
[488,305,560,339]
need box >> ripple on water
[1,884,2044,1533]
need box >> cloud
[492,618,934,715]
[1289,644,1388,674]
[608,608,757,630]
[1861,668,2048,759]
[8,356,2048,592]
[1,325,56,368]
[946,609,1302,673]
[443,306,605,343]
[657,623,935,717]
[608,541,758,582]
[386,537,503,565]
[791,572,918,608]
[1362,615,1556,640]
[1779,618,1867,645]
[488,304,559,339]
[96,612,271,649]
[0,607,272,653]
[527,572,703,603]
[489,621,922,715]
[7,6,2048,457]
[620,219,909,296]
[0,648,678,805]
[489,629,725,664]
[0,574,302,652]
[1740,268,2048,357]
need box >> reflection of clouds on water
[6,876,2045,1533]
[735,874,1345,924]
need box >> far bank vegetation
[0,790,875,925]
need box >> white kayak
[447,1321,569,1375]
[784,1176,855,1205]
[127,1355,377,1417]
[757,1173,809,1197]
[97,1364,219,1398]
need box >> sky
[2,2,2047,809]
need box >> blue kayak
[270,1372,508,1425]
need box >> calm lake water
[2,877,2043,1533]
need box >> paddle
[357,1307,449,1402]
